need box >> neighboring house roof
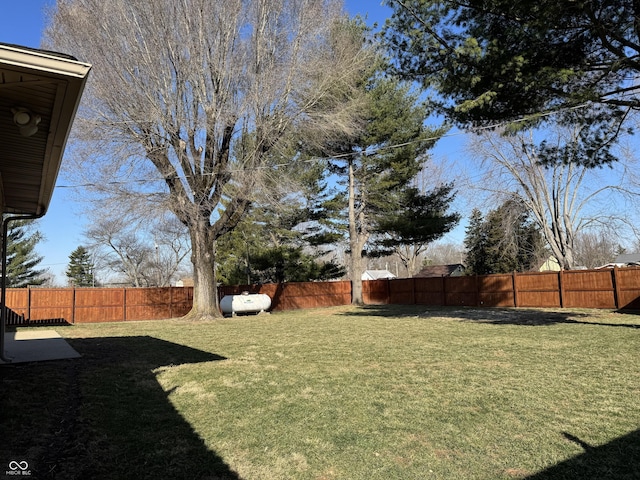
[0,43,91,215]
[596,254,640,269]
[614,253,640,265]
[414,264,465,277]
[596,262,640,269]
[361,270,396,280]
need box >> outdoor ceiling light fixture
[11,107,41,137]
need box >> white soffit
[0,43,91,216]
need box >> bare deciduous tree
[85,212,190,287]
[468,127,637,269]
[45,0,371,318]
[423,241,465,266]
[574,229,624,269]
[86,218,151,287]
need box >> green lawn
[1,305,639,479]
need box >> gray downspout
[1,213,44,363]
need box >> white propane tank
[220,292,271,316]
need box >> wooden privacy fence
[227,267,640,311]
[4,287,193,325]
[4,282,352,325]
[363,267,640,310]
[4,267,640,324]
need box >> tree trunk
[348,160,366,305]
[406,247,419,277]
[183,219,221,320]
[350,253,365,305]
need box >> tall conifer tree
[464,201,547,275]
[66,246,95,287]
[5,220,45,287]
[323,75,447,303]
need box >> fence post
[512,272,519,307]
[169,286,173,318]
[123,288,127,321]
[27,286,31,321]
[612,267,620,310]
[558,270,565,308]
[71,287,76,324]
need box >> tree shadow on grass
[450,307,640,329]
[340,304,640,329]
[525,430,640,479]
[0,336,242,480]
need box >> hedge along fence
[4,267,640,325]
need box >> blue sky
[0,1,396,283]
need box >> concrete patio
[1,329,81,364]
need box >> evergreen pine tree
[464,209,491,275]
[216,171,346,287]
[5,220,46,287]
[322,74,448,303]
[371,184,460,274]
[464,201,547,275]
[66,246,95,287]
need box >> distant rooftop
[414,264,465,278]
[362,270,396,280]
[614,253,640,265]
